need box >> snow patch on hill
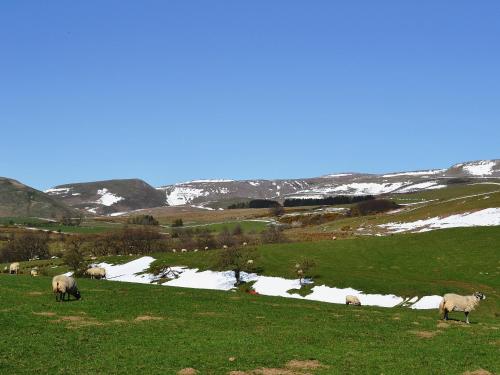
[96,188,124,206]
[45,187,72,195]
[396,181,446,193]
[383,169,446,178]
[462,160,496,176]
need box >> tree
[218,246,257,286]
[261,225,286,244]
[0,232,49,262]
[63,236,88,275]
[172,218,184,227]
[269,205,285,217]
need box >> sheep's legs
[465,312,470,324]
[444,310,448,321]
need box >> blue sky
[1,1,499,190]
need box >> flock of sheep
[6,261,487,323]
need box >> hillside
[45,179,165,216]
[157,159,500,207]
[0,177,75,219]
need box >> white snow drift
[96,257,441,310]
[96,188,124,206]
[380,208,500,233]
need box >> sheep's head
[74,290,82,300]
[474,292,486,300]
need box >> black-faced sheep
[52,275,81,302]
[439,292,485,324]
[346,295,361,306]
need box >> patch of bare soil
[285,360,325,370]
[177,368,199,375]
[27,291,43,296]
[32,311,56,317]
[410,330,440,339]
[134,315,163,322]
[436,322,450,329]
[51,315,104,329]
[462,369,493,375]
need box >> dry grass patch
[26,291,43,296]
[32,311,56,317]
[462,369,493,375]
[51,315,104,329]
[229,359,327,375]
[410,330,440,339]
[436,322,450,329]
[177,368,199,375]
[134,315,164,322]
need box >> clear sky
[1,1,499,190]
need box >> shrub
[350,199,401,216]
[127,215,159,226]
[0,233,50,262]
[172,218,184,227]
[261,225,287,244]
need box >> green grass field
[1,220,499,374]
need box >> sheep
[439,292,485,324]
[247,259,254,265]
[172,249,177,253]
[346,295,361,306]
[194,249,199,252]
[52,275,81,302]
[223,245,228,249]
[85,267,106,279]
[30,268,39,277]
[242,242,248,246]
[181,248,187,253]
[9,262,19,275]
[204,246,209,250]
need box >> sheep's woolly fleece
[379,208,500,233]
[96,257,442,310]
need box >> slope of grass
[0,274,498,375]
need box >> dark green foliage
[248,199,280,208]
[63,236,88,275]
[284,195,374,207]
[218,245,258,285]
[127,215,159,226]
[350,199,401,216]
[172,218,184,227]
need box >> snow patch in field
[98,256,156,283]
[95,257,443,309]
[248,181,261,186]
[379,208,500,233]
[190,179,234,183]
[396,181,446,193]
[383,169,445,178]
[462,161,496,176]
[330,182,405,195]
[410,295,442,309]
[96,188,124,206]
[109,211,128,217]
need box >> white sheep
[223,245,228,249]
[9,262,19,275]
[30,268,39,277]
[52,275,81,302]
[346,295,361,306]
[247,259,254,265]
[439,292,485,324]
[172,249,177,253]
[181,248,187,253]
[242,242,248,246]
[194,249,199,252]
[204,246,209,250]
[85,267,106,279]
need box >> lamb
[346,295,361,306]
[204,246,209,250]
[9,262,19,274]
[439,292,485,324]
[181,248,187,253]
[85,267,106,279]
[172,249,177,253]
[30,268,39,277]
[52,275,81,302]
[242,242,248,246]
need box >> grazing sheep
[9,262,19,275]
[181,248,187,253]
[223,245,228,249]
[30,268,39,277]
[85,267,106,279]
[52,275,81,302]
[247,259,254,265]
[332,236,337,240]
[194,249,199,252]
[172,249,177,253]
[346,295,361,306]
[243,242,248,246]
[439,292,485,324]
[204,246,209,250]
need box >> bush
[350,199,401,216]
[248,199,280,209]
[284,195,374,207]
[261,225,287,244]
[0,233,50,262]
[127,215,159,226]
[172,218,184,227]
[218,246,258,286]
